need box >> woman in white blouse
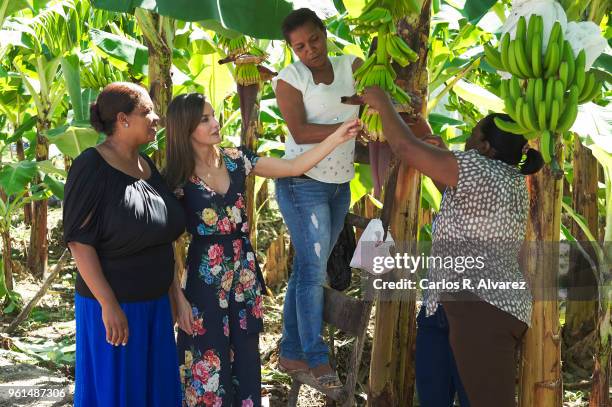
[272,8,363,388]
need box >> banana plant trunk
[519,138,564,407]
[590,162,612,407]
[563,138,598,374]
[368,1,431,405]
[27,124,49,278]
[0,188,12,291]
[136,10,173,167]
[15,140,32,225]
[238,84,261,248]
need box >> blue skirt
[75,293,181,407]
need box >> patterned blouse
[424,149,532,325]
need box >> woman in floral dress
[163,93,360,407]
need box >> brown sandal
[278,357,309,374]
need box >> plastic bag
[350,219,395,275]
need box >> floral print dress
[177,147,265,407]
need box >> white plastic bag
[350,219,395,275]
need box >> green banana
[509,77,522,102]
[515,97,528,130]
[564,42,575,88]
[579,78,602,104]
[514,38,533,77]
[500,33,511,73]
[556,102,578,133]
[526,15,538,60]
[534,78,544,104]
[508,41,525,78]
[545,77,554,114]
[559,62,569,89]
[544,42,560,78]
[393,36,418,61]
[574,50,586,93]
[537,100,547,130]
[549,99,560,131]
[578,72,595,101]
[354,55,376,80]
[516,16,527,43]
[554,79,565,113]
[540,130,553,163]
[548,21,562,52]
[494,116,526,135]
[531,27,543,77]
[523,100,538,131]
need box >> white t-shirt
[272,54,359,183]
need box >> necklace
[199,151,223,179]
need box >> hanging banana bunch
[484,14,603,170]
[345,1,420,141]
[81,54,126,89]
[217,35,269,86]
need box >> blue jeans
[416,305,470,407]
[275,177,350,368]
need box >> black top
[63,147,186,302]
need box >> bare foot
[279,356,308,373]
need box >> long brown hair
[164,93,207,190]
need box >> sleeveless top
[273,54,359,183]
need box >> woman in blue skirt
[163,93,360,406]
[63,82,186,406]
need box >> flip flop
[312,371,343,390]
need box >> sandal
[278,357,309,374]
[312,370,343,390]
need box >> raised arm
[274,57,364,145]
[252,119,361,178]
[361,86,459,187]
[275,79,341,144]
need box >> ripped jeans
[275,176,350,367]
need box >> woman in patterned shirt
[362,86,544,407]
[163,93,360,407]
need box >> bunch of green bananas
[81,55,125,89]
[361,0,421,19]
[353,32,413,141]
[345,1,421,141]
[485,14,602,166]
[235,64,260,86]
[218,35,249,57]
[346,7,392,35]
[361,106,384,141]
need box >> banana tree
[0,154,65,303]
[3,0,84,277]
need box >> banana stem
[377,26,388,65]
[427,57,480,114]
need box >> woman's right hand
[101,301,129,346]
[176,291,194,336]
[328,119,362,145]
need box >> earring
[124,123,129,128]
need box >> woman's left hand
[361,86,393,112]
[176,291,194,336]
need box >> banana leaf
[91,0,293,39]
[462,0,497,24]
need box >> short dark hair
[90,82,147,136]
[481,113,544,175]
[281,8,326,43]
